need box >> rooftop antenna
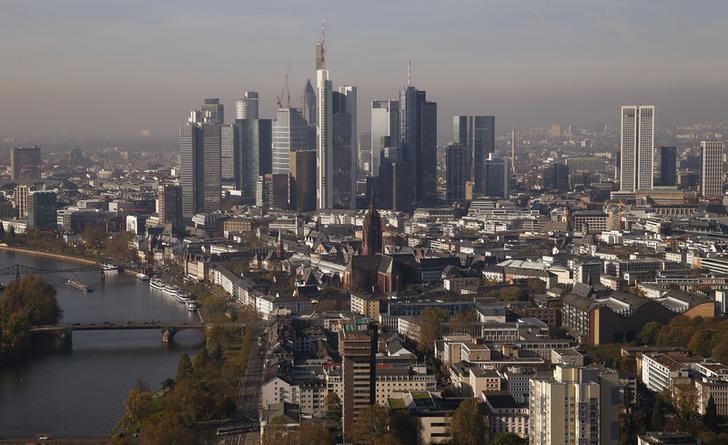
[407,59,412,87]
[319,18,327,69]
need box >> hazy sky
[2,0,728,145]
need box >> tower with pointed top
[362,196,382,255]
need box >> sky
[1,0,728,145]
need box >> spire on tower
[407,59,412,87]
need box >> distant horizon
[2,0,727,143]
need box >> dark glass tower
[446,144,467,202]
[660,146,677,186]
[399,86,436,205]
[453,115,495,194]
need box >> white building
[620,105,655,192]
[701,140,724,199]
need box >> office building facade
[27,190,57,231]
[332,86,357,209]
[159,184,183,231]
[400,85,437,205]
[484,154,511,199]
[235,91,259,120]
[659,146,677,187]
[340,321,377,439]
[290,150,316,212]
[453,115,495,194]
[236,118,273,200]
[180,108,222,218]
[11,146,41,182]
[371,100,400,177]
[620,105,655,192]
[316,67,333,209]
[446,144,467,203]
[701,140,724,199]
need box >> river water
[0,251,204,438]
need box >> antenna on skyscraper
[320,18,326,66]
[407,59,412,87]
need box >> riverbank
[0,245,97,266]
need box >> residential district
[3,39,728,445]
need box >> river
[0,251,205,438]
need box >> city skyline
[2,1,728,143]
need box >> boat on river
[65,278,93,292]
[185,300,199,311]
[149,278,165,290]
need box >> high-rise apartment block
[11,146,41,182]
[529,366,620,445]
[620,105,655,192]
[340,320,377,439]
[701,140,724,199]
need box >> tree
[417,308,449,352]
[704,395,719,432]
[325,392,343,430]
[124,379,153,426]
[351,404,390,444]
[140,411,198,445]
[176,353,194,381]
[651,397,665,431]
[261,415,298,445]
[389,409,417,445]
[491,432,528,445]
[639,321,662,345]
[299,421,333,445]
[450,398,485,445]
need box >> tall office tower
[256,174,271,208]
[289,150,316,212]
[445,144,467,203]
[620,105,655,192]
[659,146,677,186]
[14,185,30,218]
[235,91,259,120]
[701,140,725,199]
[340,320,377,439]
[483,154,510,198]
[332,86,357,209]
[362,196,382,255]
[400,72,437,205]
[316,48,333,209]
[613,151,621,181]
[270,174,290,209]
[371,100,400,176]
[180,116,222,218]
[453,116,495,194]
[377,147,409,211]
[158,184,183,232]
[11,146,41,181]
[201,98,224,124]
[27,190,57,230]
[220,124,237,181]
[302,80,316,127]
[529,366,620,445]
[272,108,310,176]
[235,118,272,200]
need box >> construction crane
[275,62,293,109]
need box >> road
[218,322,267,445]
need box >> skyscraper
[159,184,183,232]
[14,185,29,218]
[445,144,467,203]
[377,147,409,212]
[400,70,437,205]
[11,146,41,182]
[701,140,724,199]
[340,320,377,439]
[201,98,224,124]
[27,190,57,231]
[453,115,495,194]
[544,163,570,192]
[332,86,357,209]
[235,117,272,200]
[316,41,333,209]
[180,107,222,218]
[272,108,310,176]
[220,124,236,182]
[659,146,677,186]
[289,150,316,212]
[483,154,510,199]
[371,100,400,177]
[620,105,655,192]
[302,80,316,127]
[235,91,259,120]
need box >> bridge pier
[161,327,177,344]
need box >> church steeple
[362,194,382,255]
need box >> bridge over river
[30,321,243,348]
